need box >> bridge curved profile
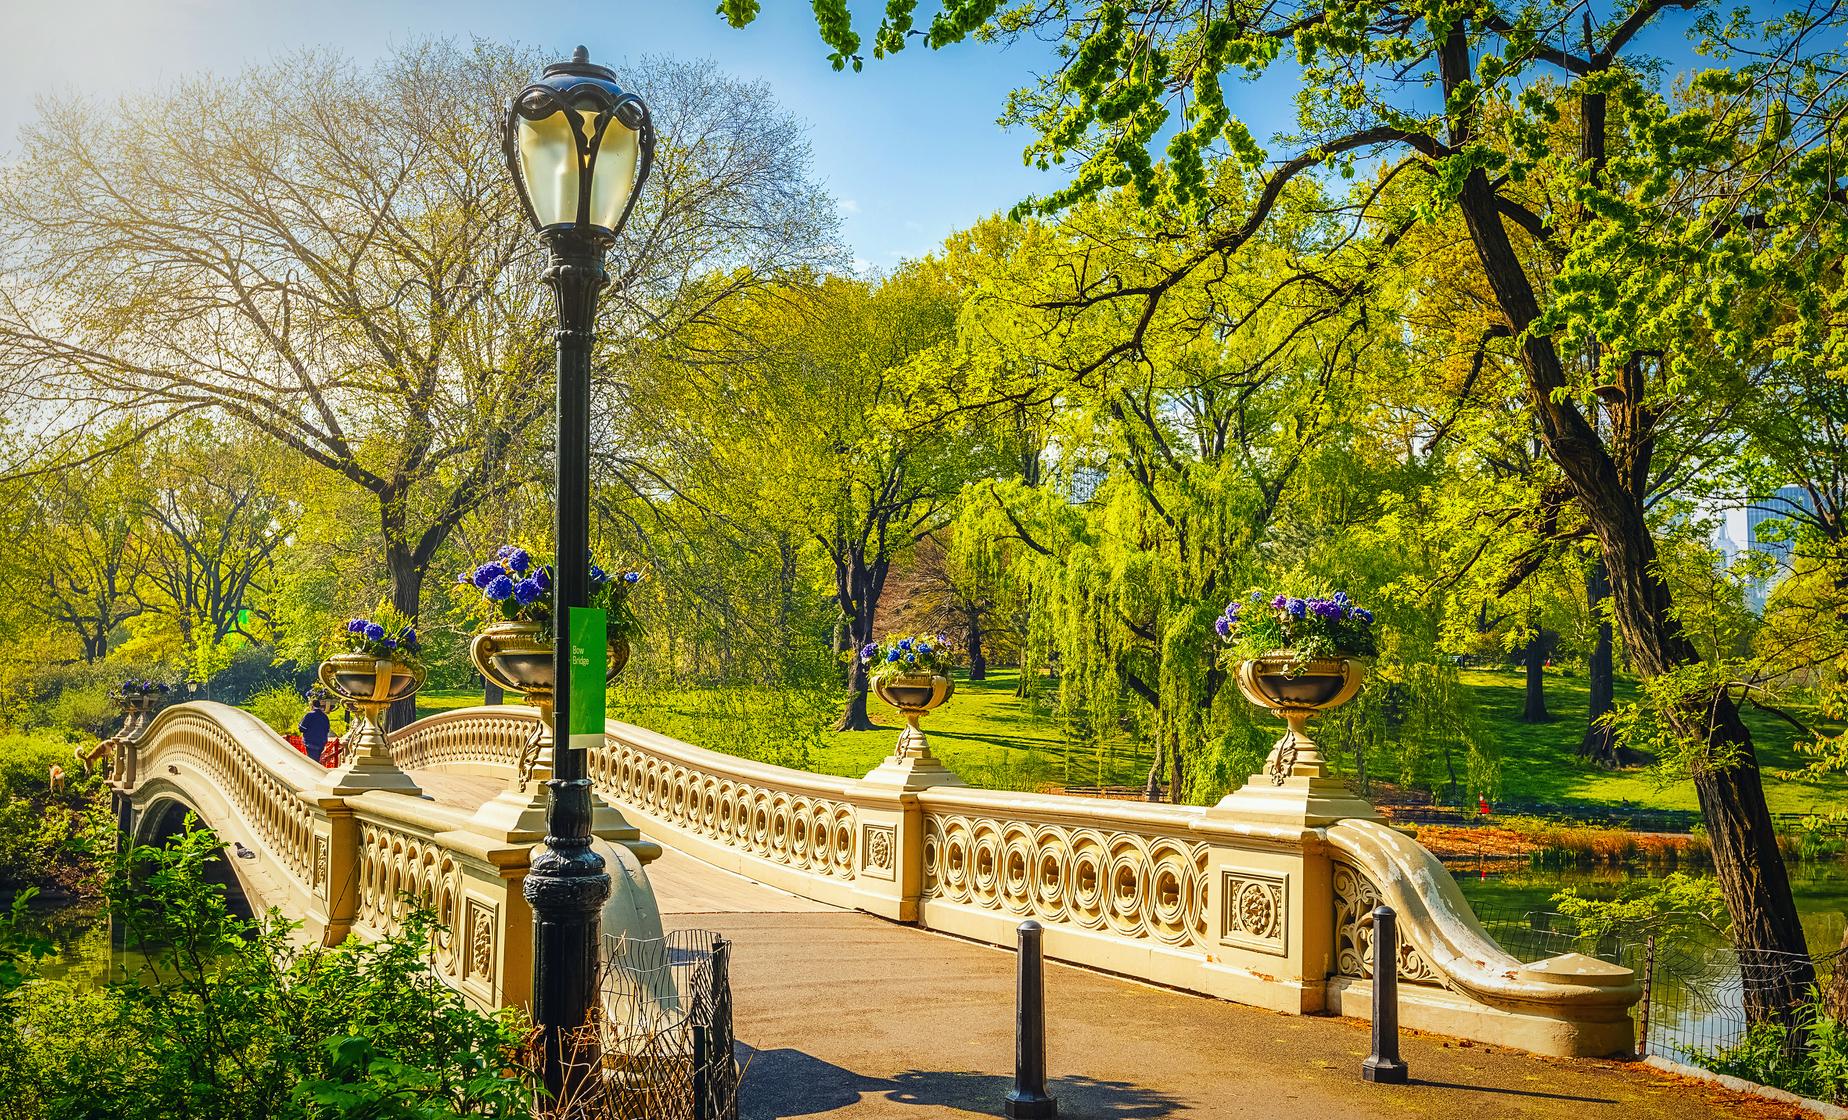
[112,701,1640,1056]
[389,705,1641,1058]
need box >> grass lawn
[1461,667,1847,815]
[411,666,1846,813]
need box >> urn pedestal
[862,674,965,791]
[1210,655,1380,827]
[315,653,426,797]
[469,620,650,856]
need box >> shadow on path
[1407,1077,1618,1104]
[737,1044,1186,1118]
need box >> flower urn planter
[864,672,964,790]
[470,619,630,790]
[315,652,426,795]
[467,618,640,844]
[1235,655,1365,785]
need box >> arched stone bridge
[108,701,1641,1057]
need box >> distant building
[1713,484,1811,611]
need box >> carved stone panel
[1218,869,1287,954]
[312,835,330,900]
[861,824,895,880]
[465,898,497,985]
[1331,862,1442,986]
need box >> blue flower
[535,566,552,590]
[513,578,542,605]
[1223,600,1241,618]
[363,622,386,641]
[473,562,503,589]
[904,652,917,663]
[1272,594,1289,610]
[589,565,609,585]
[1250,590,1266,603]
[860,642,878,660]
[1333,591,1349,605]
[917,643,932,654]
[485,574,514,600]
[401,628,417,646]
[507,548,530,574]
[1310,599,1343,620]
[1214,615,1232,638]
[1286,597,1307,619]
[622,571,641,583]
[497,545,518,560]
[456,570,471,584]
[886,650,902,662]
[897,638,913,651]
[380,638,397,650]
[1353,607,1374,624]
[346,619,366,633]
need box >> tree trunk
[1439,22,1811,1015]
[1522,632,1552,723]
[965,606,987,681]
[384,545,424,732]
[1581,556,1617,765]
[833,553,887,732]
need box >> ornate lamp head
[503,46,654,245]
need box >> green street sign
[567,606,607,751]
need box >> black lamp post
[502,45,654,1097]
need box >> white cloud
[840,198,861,214]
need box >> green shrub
[1705,994,1848,1104]
[45,683,117,738]
[248,683,311,737]
[0,731,111,892]
[0,827,535,1119]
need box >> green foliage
[248,684,312,738]
[0,826,533,1120]
[0,730,111,892]
[1551,871,1729,942]
[1216,590,1378,663]
[1704,994,1848,1105]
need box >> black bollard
[1005,920,1058,1119]
[1362,904,1410,1084]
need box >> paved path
[404,772,1809,1118]
[662,903,1812,1120]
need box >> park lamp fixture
[503,45,655,244]
[500,44,653,1103]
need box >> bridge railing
[387,703,1640,1056]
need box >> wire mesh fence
[548,929,739,1120]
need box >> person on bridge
[299,696,332,764]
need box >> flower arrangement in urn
[460,546,644,788]
[861,634,956,772]
[1218,589,1376,785]
[320,605,426,712]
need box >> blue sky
[0,0,1077,268]
[0,1,1721,266]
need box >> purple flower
[513,578,542,605]
[1223,600,1241,619]
[363,622,386,642]
[860,642,878,660]
[1214,615,1232,638]
[507,548,531,574]
[1310,599,1343,620]
[472,562,503,589]
[1353,607,1374,624]
[497,545,518,560]
[1250,590,1266,603]
[1271,594,1288,610]
[346,619,366,633]
[535,566,552,590]
[1286,598,1307,619]
[485,574,514,600]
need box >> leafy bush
[1705,994,1848,1104]
[45,682,117,738]
[249,683,312,737]
[0,826,535,1119]
[0,730,111,893]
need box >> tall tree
[742,0,1848,1010]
